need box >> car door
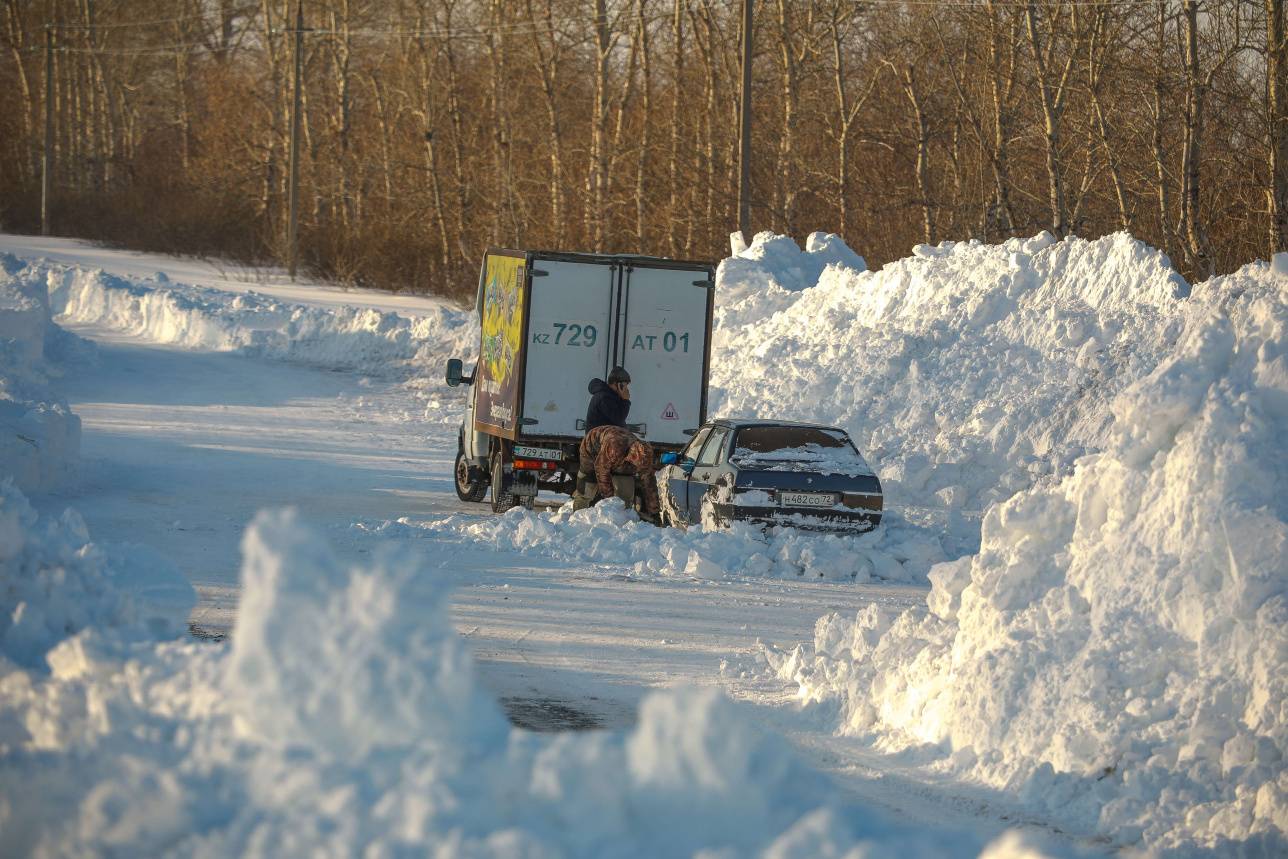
[663,426,711,524]
[686,426,731,522]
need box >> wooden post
[736,0,753,241]
[41,26,53,237]
[287,1,304,280]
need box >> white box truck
[445,248,715,512]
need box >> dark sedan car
[657,419,883,533]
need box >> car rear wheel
[455,450,488,502]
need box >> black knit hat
[607,366,631,384]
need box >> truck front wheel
[455,450,488,502]
[490,448,519,513]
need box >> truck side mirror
[660,452,678,465]
[445,358,466,387]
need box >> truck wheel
[490,449,519,513]
[455,450,488,502]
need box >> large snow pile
[369,498,943,583]
[0,254,81,490]
[43,262,477,418]
[0,501,1047,858]
[765,258,1288,852]
[712,232,1190,555]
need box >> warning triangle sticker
[660,402,679,420]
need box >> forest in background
[3,0,1288,299]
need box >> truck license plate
[781,492,835,508]
[513,445,564,461]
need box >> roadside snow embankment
[44,261,477,419]
[0,496,1041,858]
[0,255,81,491]
[766,258,1288,852]
[366,498,943,583]
[714,231,1189,555]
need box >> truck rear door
[618,265,712,447]
[520,259,615,439]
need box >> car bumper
[714,503,882,534]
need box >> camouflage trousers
[571,469,637,511]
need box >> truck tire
[490,448,519,513]
[455,449,487,502]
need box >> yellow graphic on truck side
[477,253,525,433]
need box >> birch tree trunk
[1025,1,1069,238]
[1268,0,1288,252]
[1180,0,1212,277]
[667,0,685,255]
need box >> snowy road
[36,317,928,735]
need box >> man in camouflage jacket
[577,424,660,516]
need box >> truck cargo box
[474,249,714,448]
[448,248,715,511]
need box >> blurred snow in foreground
[0,494,1034,857]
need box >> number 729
[551,322,598,347]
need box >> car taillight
[513,458,558,471]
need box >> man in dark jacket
[585,366,631,432]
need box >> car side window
[696,428,729,467]
[683,427,712,461]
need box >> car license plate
[513,445,563,460]
[781,491,835,508]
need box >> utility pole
[41,25,53,237]
[287,1,305,280]
[736,0,753,240]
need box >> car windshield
[730,426,873,475]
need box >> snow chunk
[0,480,193,670]
[226,508,508,758]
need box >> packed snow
[367,498,939,583]
[730,444,877,478]
[0,480,194,669]
[0,254,81,491]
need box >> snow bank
[0,502,1047,858]
[0,480,193,670]
[0,255,81,490]
[371,497,944,583]
[44,263,477,418]
[712,231,1190,554]
[765,258,1288,852]
[716,230,866,331]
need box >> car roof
[709,417,849,433]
